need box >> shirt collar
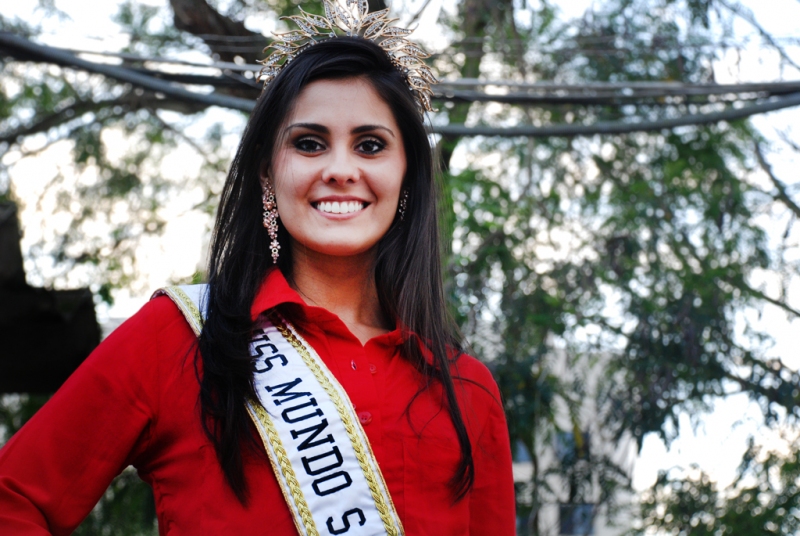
[249,268,305,321]
[248,268,409,349]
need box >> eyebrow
[286,123,395,138]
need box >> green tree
[434,0,800,532]
[637,436,800,535]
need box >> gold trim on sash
[246,401,319,536]
[268,310,403,536]
[156,286,204,336]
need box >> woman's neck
[289,244,389,345]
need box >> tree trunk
[169,0,266,65]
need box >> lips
[312,200,367,214]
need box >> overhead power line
[43,48,800,97]
[62,47,259,73]
[435,93,800,137]
[26,41,800,101]
[0,32,255,113]
[2,32,800,138]
[92,64,800,105]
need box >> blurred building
[512,350,636,536]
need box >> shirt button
[358,411,372,425]
[351,360,357,370]
[369,364,377,374]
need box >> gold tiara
[258,0,438,112]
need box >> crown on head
[258,0,438,112]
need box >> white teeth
[315,201,365,214]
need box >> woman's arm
[468,373,516,535]
[0,298,174,535]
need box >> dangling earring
[262,183,280,264]
[398,189,409,222]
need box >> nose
[322,146,359,185]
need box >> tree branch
[718,0,800,72]
[151,111,208,158]
[1,98,114,147]
[753,140,800,219]
[675,228,800,318]
[739,282,800,318]
[406,0,434,27]
[1,92,206,148]
[722,368,800,415]
[777,129,800,153]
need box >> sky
[4,0,800,506]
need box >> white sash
[153,285,403,536]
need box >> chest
[136,339,471,535]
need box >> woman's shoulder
[451,351,498,387]
[107,293,196,343]
[87,293,198,381]
[61,294,200,417]
[450,351,503,408]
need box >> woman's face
[266,77,407,260]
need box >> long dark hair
[198,37,473,504]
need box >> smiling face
[265,77,407,262]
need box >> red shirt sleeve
[466,363,516,535]
[0,298,180,535]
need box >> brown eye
[358,139,385,155]
[295,138,324,153]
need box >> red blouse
[0,269,515,535]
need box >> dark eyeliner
[358,137,386,154]
[294,136,325,153]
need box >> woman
[0,4,515,534]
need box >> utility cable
[432,93,800,138]
[0,32,256,113]
[3,32,800,138]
